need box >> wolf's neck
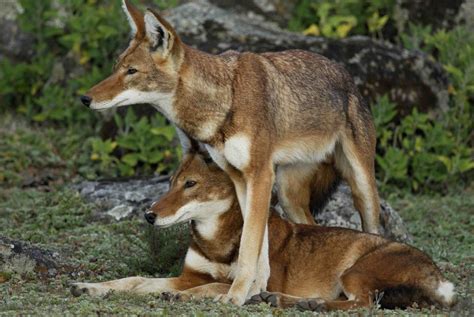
[190,199,243,262]
[173,46,236,144]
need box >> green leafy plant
[399,23,433,51]
[290,0,395,38]
[373,96,473,192]
[89,109,179,177]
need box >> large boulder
[164,0,449,115]
[74,178,411,243]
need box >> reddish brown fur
[83,0,381,304]
[71,154,455,311]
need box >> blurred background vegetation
[0,0,472,194]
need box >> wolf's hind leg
[276,162,338,225]
[335,138,380,233]
[276,164,317,225]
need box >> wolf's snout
[80,95,92,107]
[144,212,156,224]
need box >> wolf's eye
[127,68,138,75]
[184,180,197,189]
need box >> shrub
[289,0,395,38]
[378,24,474,193]
[373,96,473,193]
[89,109,180,178]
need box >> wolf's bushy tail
[379,280,456,309]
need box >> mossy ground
[0,120,472,316]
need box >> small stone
[80,183,97,196]
[106,205,134,221]
[124,191,146,203]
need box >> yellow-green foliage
[290,0,395,38]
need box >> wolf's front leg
[173,283,231,301]
[222,164,274,305]
[70,275,205,297]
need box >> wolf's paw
[296,298,327,312]
[70,284,89,297]
[245,291,279,307]
[70,282,108,297]
[160,292,182,302]
[214,293,246,306]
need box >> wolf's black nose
[80,95,92,107]
[145,212,156,224]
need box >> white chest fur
[184,248,238,281]
[205,133,252,171]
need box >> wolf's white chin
[90,99,129,110]
[89,89,175,118]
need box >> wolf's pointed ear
[176,128,193,154]
[122,0,145,37]
[144,9,178,57]
[175,128,211,159]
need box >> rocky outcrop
[74,175,169,221]
[0,236,73,278]
[315,184,410,242]
[164,0,449,115]
[74,177,411,242]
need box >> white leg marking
[224,134,251,170]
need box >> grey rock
[456,0,474,30]
[165,0,449,115]
[74,177,411,242]
[107,204,134,221]
[0,0,34,61]
[73,176,169,220]
[125,191,147,203]
[0,236,73,277]
[316,184,411,242]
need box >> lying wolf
[71,152,455,311]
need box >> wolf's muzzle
[80,95,92,107]
[144,212,156,224]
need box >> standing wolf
[81,0,381,305]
